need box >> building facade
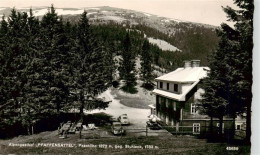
[152,60,244,135]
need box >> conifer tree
[104,41,116,84]
[0,10,31,128]
[19,9,45,134]
[0,15,14,128]
[72,11,111,116]
[39,5,74,114]
[0,6,114,136]
[119,32,136,92]
[222,0,254,144]
[140,39,153,90]
[200,0,253,142]
[0,16,9,111]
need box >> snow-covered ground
[170,19,185,23]
[28,8,85,16]
[152,64,167,77]
[100,16,126,22]
[83,56,156,128]
[161,19,170,23]
[0,15,7,21]
[143,13,152,17]
[85,7,100,10]
[135,57,141,78]
[147,37,181,52]
[85,89,150,128]
[16,7,31,10]
[87,12,97,15]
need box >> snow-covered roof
[148,104,156,109]
[152,66,209,101]
[152,81,199,101]
[155,67,209,83]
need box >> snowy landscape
[0,2,253,154]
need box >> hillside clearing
[147,37,181,52]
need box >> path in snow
[84,89,150,128]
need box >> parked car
[118,114,130,125]
[111,122,125,135]
[146,121,162,130]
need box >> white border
[252,0,260,154]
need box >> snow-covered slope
[27,8,103,16]
[0,6,217,29]
[31,8,85,16]
[0,6,218,54]
[147,37,181,52]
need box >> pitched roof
[152,81,199,101]
[155,67,209,83]
[153,66,209,101]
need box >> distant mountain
[0,6,219,67]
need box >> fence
[62,124,244,140]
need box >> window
[158,96,161,104]
[166,99,169,108]
[174,84,178,92]
[167,83,169,90]
[235,122,243,130]
[193,123,200,134]
[160,82,163,89]
[173,102,176,111]
[236,125,241,130]
[191,104,197,114]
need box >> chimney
[184,60,191,68]
[191,60,200,67]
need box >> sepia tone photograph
[0,0,258,154]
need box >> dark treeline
[199,0,253,144]
[0,6,155,138]
[0,5,220,138]
[0,6,113,137]
[69,15,219,71]
[135,24,219,69]
[92,23,218,71]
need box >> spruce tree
[119,32,137,93]
[19,9,45,134]
[0,15,14,128]
[0,9,42,134]
[0,10,30,127]
[140,39,153,90]
[222,0,253,144]
[0,6,113,136]
[39,5,74,115]
[200,0,253,142]
[72,11,111,117]
[0,16,9,111]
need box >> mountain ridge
[0,6,217,28]
[0,6,220,68]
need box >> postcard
[0,0,258,154]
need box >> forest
[0,5,220,138]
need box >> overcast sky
[0,0,238,26]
